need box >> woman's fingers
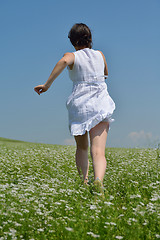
[34,85,45,95]
[34,87,40,95]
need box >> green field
[0,137,159,239]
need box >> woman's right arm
[34,52,75,95]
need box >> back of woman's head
[68,23,92,49]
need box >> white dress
[66,48,115,136]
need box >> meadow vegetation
[0,138,159,239]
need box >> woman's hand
[34,85,48,95]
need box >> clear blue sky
[0,0,160,148]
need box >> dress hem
[69,112,115,136]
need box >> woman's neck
[75,46,89,51]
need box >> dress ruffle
[69,110,114,136]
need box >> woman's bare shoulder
[63,52,75,57]
[63,52,75,69]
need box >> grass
[0,138,159,239]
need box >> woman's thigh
[74,131,88,150]
[89,122,109,154]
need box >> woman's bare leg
[89,122,109,182]
[74,131,89,183]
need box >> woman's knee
[90,146,105,159]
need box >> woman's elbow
[59,57,68,67]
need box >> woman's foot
[93,178,105,198]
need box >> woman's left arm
[99,51,108,76]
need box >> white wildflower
[54,202,61,205]
[150,194,160,201]
[155,234,160,238]
[122,206,127,210]
[65,227,74,232]
[23,209,29,213]
[139,211,145,216]
[115,236,123,239]
[130,194,141,199]
[37,228,44,232]
[105,222,116,226]
[105,222,110,225]
[90,205,97,210]
[109,195,114,200]
[143,221,148,226]
[87,232,100,238]
[14,222,22,227]
[127,218,138,225]
[104,201,113,206]
[9,228,16,234]
[110,222,116,225]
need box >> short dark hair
[68,23,92,48]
